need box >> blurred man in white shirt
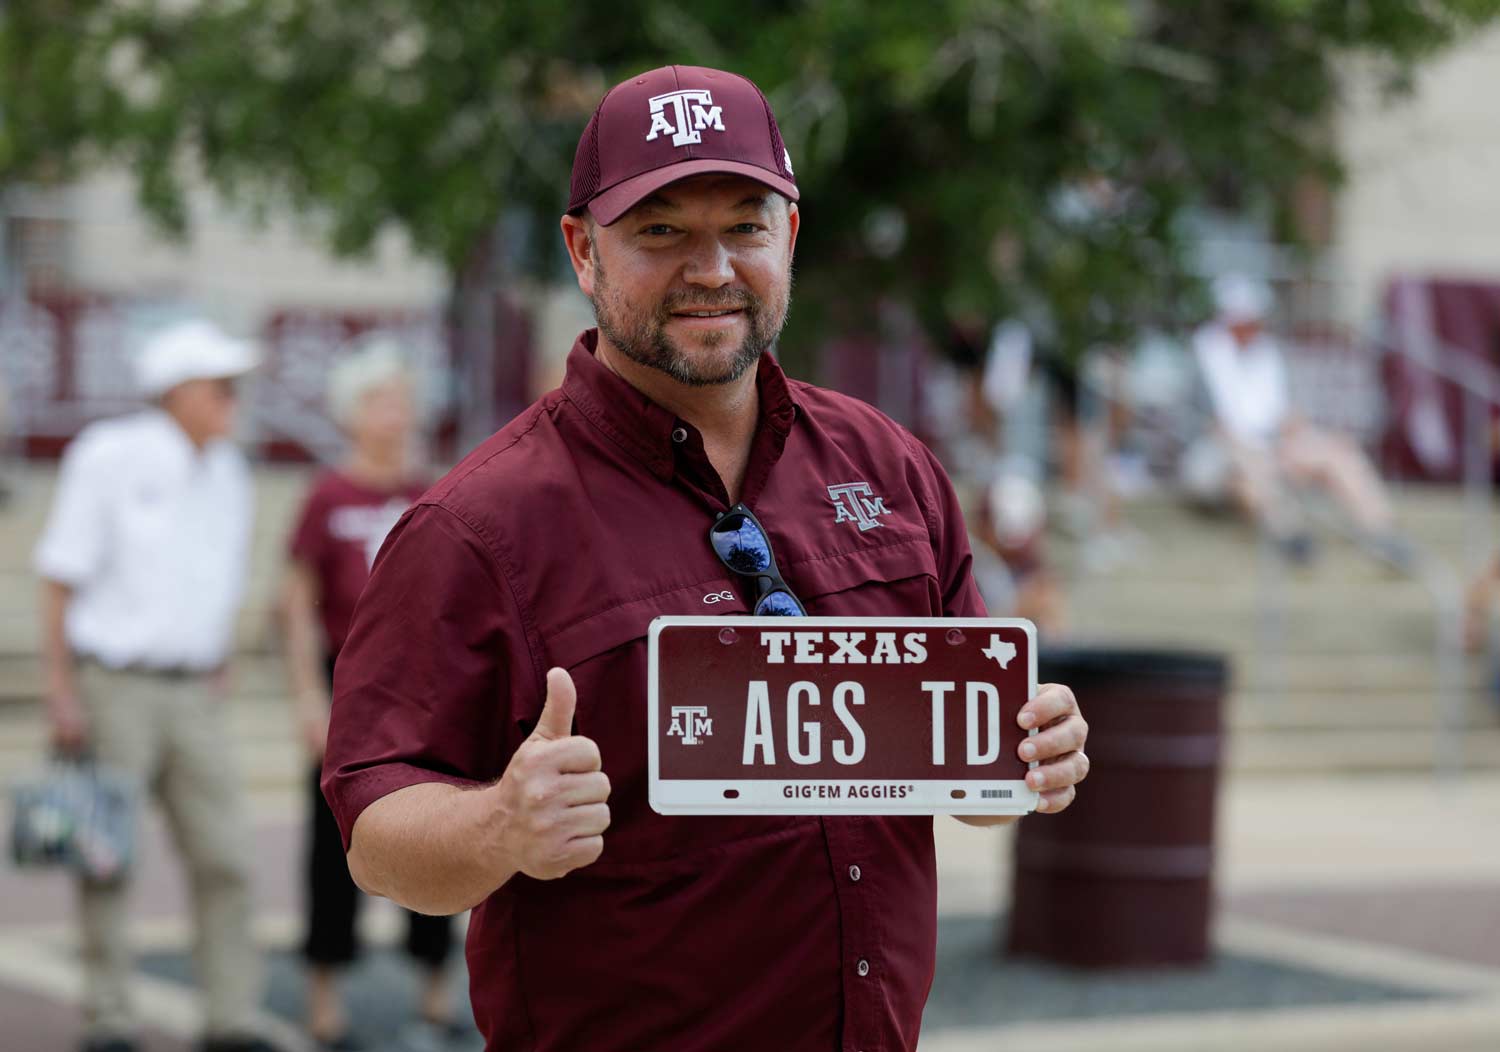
[1192,275,1410,567]
[34,319,281,1052]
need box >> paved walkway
[922,772,1500,1051]
[0,773,1495,1050]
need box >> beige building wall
[1334,25,1500,325]
[55,169,595,378]
[59,170,448,336]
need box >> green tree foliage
[3,0,1497,363]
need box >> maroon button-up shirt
[324,330,985,1052]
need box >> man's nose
[681,236,734,288]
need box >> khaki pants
[77,663,260,1040]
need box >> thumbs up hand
[493,667,611,880]
[531,666,581,742]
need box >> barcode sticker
[981,789,1014,799]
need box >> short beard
[588,235,791,387]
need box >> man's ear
[560,213,597,298]
[785,201,800,261]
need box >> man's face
[567,174,799,387]
[1228,318,1263,347]
[162,376,239,443]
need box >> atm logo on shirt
[827,482,889,532]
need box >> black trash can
[1005,646,1229,968]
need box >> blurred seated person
[1189,274,1411,568]
[970,472,1067,637]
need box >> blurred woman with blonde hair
[280,337,463,1049]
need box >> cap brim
[152,346,260,396]
[203,344,261,381]
[587,160,799,226]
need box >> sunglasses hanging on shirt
[707,504,808,616]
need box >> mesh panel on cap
[567,109,603,213]
[749,80,793,181]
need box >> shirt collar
[560,328,800,483]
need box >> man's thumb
[533,667,577,741]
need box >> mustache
[658,288,757,314]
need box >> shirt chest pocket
[784,534,942,618]
[536,576,750,759]
[535,579,778,860]
[117,481,178,550]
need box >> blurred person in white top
[33,320,282,1052]
[1192,275,1410,567]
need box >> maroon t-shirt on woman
[323,330,986,1052]
[287,470,426,655]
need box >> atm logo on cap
[646,89,726,147]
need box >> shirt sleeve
[33,428,112,586]
[321,501,537,849]
[904,431,988,618]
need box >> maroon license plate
[648,617,1037,815]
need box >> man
[323,65,1089,1051]
[35,319,279,1052]
[1192,274,1411,566]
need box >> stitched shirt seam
[420,500,546,697]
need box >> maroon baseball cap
[568,65,799,226]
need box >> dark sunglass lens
[755,590,806,616]
[710,516,773,574]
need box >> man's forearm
[39,579,77,702]
[347,781,516,916]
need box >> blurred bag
[10,758,135,883]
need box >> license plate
[648,616,1038,815]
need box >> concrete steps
[1054,485,1500,776]
[1226,727,1500,773]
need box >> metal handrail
[1377,313,1500,778]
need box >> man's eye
[642,224,674,236]
[733,223,764,234]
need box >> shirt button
[848,864,861,882]
[856,958,870,977]
[671,426,689,443]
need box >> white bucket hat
[136,319,260,398]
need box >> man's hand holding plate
[1017,683,1088,814]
